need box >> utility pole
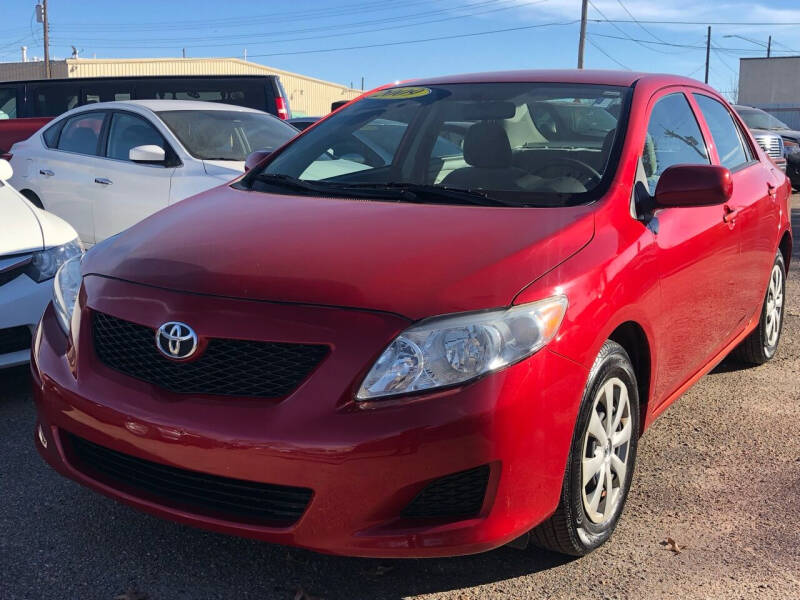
[361,76,364,91]
[704,26,711,84]
[767,35,772,58]
[36,1,51,78]
[577,0,588,69]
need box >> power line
[51,0,549,50]
[51,0,441,32]
[588,0,689,55]
[53,0,523,44]
[589,32,791,53]
[614,0,671,44]
[586,36,631,69]
[589,19,800,26]
[244,20,579,58]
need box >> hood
[0,183,43,255]
[203,160,245,182]
[82,186,595,319]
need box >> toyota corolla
[31,70,792,558]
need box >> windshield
[738,108,790,131]
[158,110,297,161]
[250,82,631,207]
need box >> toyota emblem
[155,322,198,360]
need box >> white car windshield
[157,110,297,161]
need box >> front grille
[0,326,31,354]
[92,311,329,398]
[66,433,313,525]
[402,465,490,519]
[755,134,784,159]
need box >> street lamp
[723,34,772,57]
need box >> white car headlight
[52,255,83,333]
[357,296,568,401]
[25,238,83,282]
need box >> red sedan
[32,70,792,558]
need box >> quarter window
[693,94,751,170]
[57,112,105,156]
[643,93,709,193]
[106,112,165,161]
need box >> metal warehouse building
[0,57,361,116]
[737,56,800,128]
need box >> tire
[531,340,640,556]
[20,189,44,210]
[732,251,786,365]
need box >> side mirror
[0,159,11,182]
[130,145,166,164]
[244,150,272,171]
[654,164,733,208]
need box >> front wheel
[530,340,640,556]
[733,251,786,365]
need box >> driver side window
[643,93,710,194]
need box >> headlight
[25,238,83,282]
[783,139,800,154]
[357,296,568,401]
[52,255,83,333]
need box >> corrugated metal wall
[0,60,68,81]
[0,58,360,116]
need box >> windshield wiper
[344,182,519,207]
[249,173,414,200]
[249,175,518,206]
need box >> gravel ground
[1,198,798,600]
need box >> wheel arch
[779,229,792,270]
[607,321,652,437]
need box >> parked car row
[15,70,791,561]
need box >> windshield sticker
[369,87,432,100]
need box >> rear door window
[693,94,752,170]
[643,93,710,193]
[57,112,106,156]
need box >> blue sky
[1,0,799,99]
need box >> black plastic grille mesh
[92,311,329,398]
[402,465,490,519]
[68,433,313,525]
[0,326,31,354]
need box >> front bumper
[32,276,588,557]
[0,273,50,368]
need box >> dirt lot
[1,199,798,600]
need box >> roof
[406,69,711,89]
[70,99,266,113]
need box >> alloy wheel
[581,377,632,524]
[765,263,784,348]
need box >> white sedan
[8,100,297,246]
[0,159,82,368]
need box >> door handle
[723,204,741,223]
[39,169,54,177]
[767,182,777,197]
[94,177,112,185]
